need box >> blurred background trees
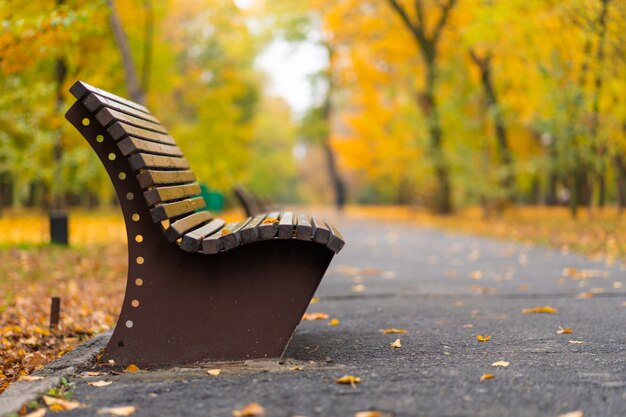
[0,0,624,215]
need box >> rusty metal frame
[66,101,334,367]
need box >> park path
[43,215,626,417]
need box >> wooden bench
[65,81,344,367]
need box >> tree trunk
[469,50,515,199]
[614,154,626,212]
[322,45,347,210]
[106,0,145,105]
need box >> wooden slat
[221,218,253,251]
[181,218,226,252]
[238,214,268,244]
[143,183,201,206]
[136,170,196,188]
[278,212,296,239]
[150,197,206,222]
[128,153,190,171]
[83,93,161,124]
[295,214,314,241]
[325,221,345,253]
[202,221,237,254]
[96,107,168,134]
[69,81,150,114]
[118,136,183,157]
[310,216,331,245]
[108,121,176,146]
[162,211,211,243]
[257,211,280,241]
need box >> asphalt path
[45,216,626,417]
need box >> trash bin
[200,184,224,212]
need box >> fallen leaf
[88,380,113,387]
[302,312,329,321]
[42,396,83,411]
[336,375,361,387]
[522,306,558,314]
[476,335,491,342]
[289,366,303,371]
[207,369,221,376]
[124,364,140,373]
[310,297,319,304]
[221,229,231,236]
[382,329,407,334]
[351,284,366,293]
[261,217,278,225]
[470,271,483,280]
[569,340,584,344]
[22,375,45,381]
[24,409,46,417]
[390,339,402,349]
[480,373,495,381]
[557,327,573,334]
[577,292,593,299]
[328,318,340,326]
[558,411,583,417]
[462,324,474,328]
[354,412,393,417]
[84,371,103,377]
[232,402,265,417]
[97,406,137,416]
[491,361,510,367]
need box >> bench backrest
[69,81,210,243]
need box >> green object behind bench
[200,183,224,212]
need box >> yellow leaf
[480,373,495,381]
[88,380,113,387]
[491,361,510,367]
[43,396,83,411]
[351,284,366,292]
[22,375,45,381]
[302,312,329,321]
[336,375,361,387]
[557,327,573,334]
[558,411,583,417]
[232,402,265,417]
[328,318,340,326]
[207,369,221,376]
[470,271,482,280]
[124,364,140,373]
[354,412,393,417]
[310,297,319,304]
[261,218,278,225]
[24,408,46,417]
[289,366,303,371]
[476,335,491,342]
[221,229,231,236]
[97,406,137,416]
[382,328,407,334]
[522,306,558,314]
[390,339,402,349]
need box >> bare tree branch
[432,0,457,45]
[385,0,427,47]
[414,0,425,29]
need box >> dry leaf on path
[289,366,303,371]
[207,369,221,376]
[97,406,137,416]
[354,412,394,417]
[476,335,491,342]
[382,329,407,334]
[24,409,46,417]
[569,340,584,344]
[557,327,573,334]
[480,373,495,381]
[336,375,361,387]
[328,318,340,326]
[43,396,83,411]
[89,380,113,387]
[302,312,329,321]
[124,364,140,373]
[232,402,265,417]
[390,339,402,349]
[558,411,583,417]
[491,361,510,367]
[22,376,45,381]
[522,306,558,314]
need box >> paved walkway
[16,216,626,416]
